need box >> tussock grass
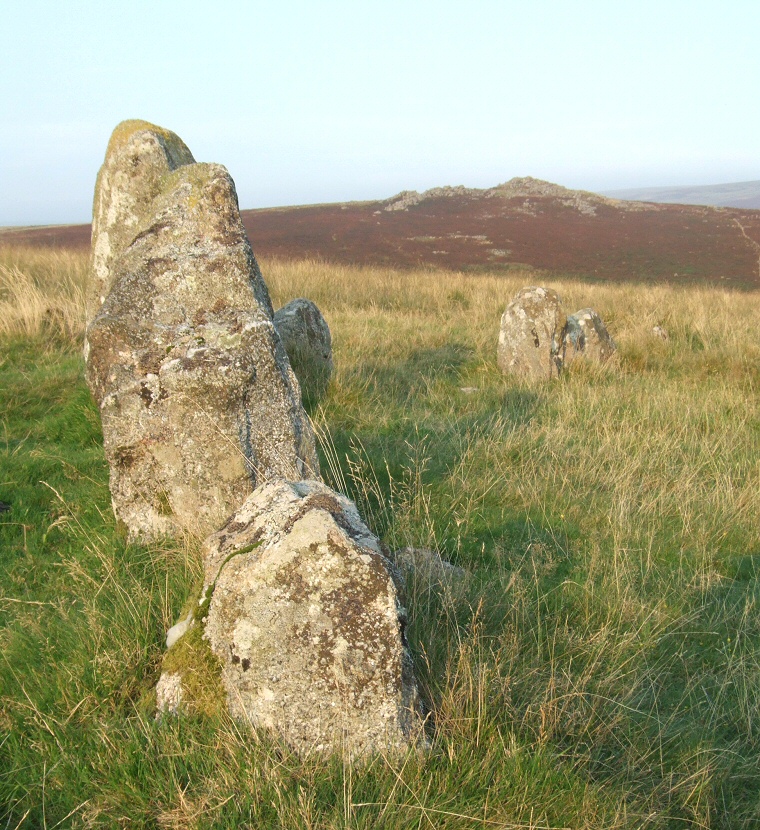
[0,247,88,343]
[1,246,760,827]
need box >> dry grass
[2,245,760,827]
[0,246,88,342]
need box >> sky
[2,0,759,226]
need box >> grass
[1,246,759,827]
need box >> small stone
[274,298,333,404]
[497,286,566,380]
[156,672,184,716]
[166,611,194,649]
[392,547,466,584]
[562,308,616,366]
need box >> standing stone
[273,298,333,404]
[497,286,567,380]
[158,480,426,757]
[88,120,195,323]
[562,308,616,366]
[85,121,319,541]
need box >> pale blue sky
[2,0,758,225]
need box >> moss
[161,620,226,718]
[136,686,158,717]
[159,540,262,716]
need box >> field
[1,245,760,828]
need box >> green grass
[1,249,760,827]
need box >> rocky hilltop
[239,176,760,286]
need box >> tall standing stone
[85,121,319,541]
[497,286,567,380]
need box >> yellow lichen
[105,119,192,160]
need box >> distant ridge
[3,177,760,287]
[602,180,760,210]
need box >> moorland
[4,177,760,287]
[1,190,760,828]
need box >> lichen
[104,119,193,162]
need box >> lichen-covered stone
[85,123,319,541]
[562,308,616,366]
[88,120,195,322]
[179,479,426,757]
[497,286,567,380]
[273,298,333,404]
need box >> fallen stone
[85,121,319,541]
[497,286,566,380]
[159,479,426,758]
[274,298,333,404]
[562,308,616,366]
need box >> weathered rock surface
[273,298,333,404]
[155,672,184,716]
[88,120,195,323]
[159,479,426,757]
[85,121,319,541]
[562,308,616,366]
[497,286,567,380]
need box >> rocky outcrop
[274,298,333,404]
[562,308,617,366]
[158,480,426,757]
[497,286,566,380]
[85,121,318,541]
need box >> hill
[603,179,760,210]
[3,176,760,287]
